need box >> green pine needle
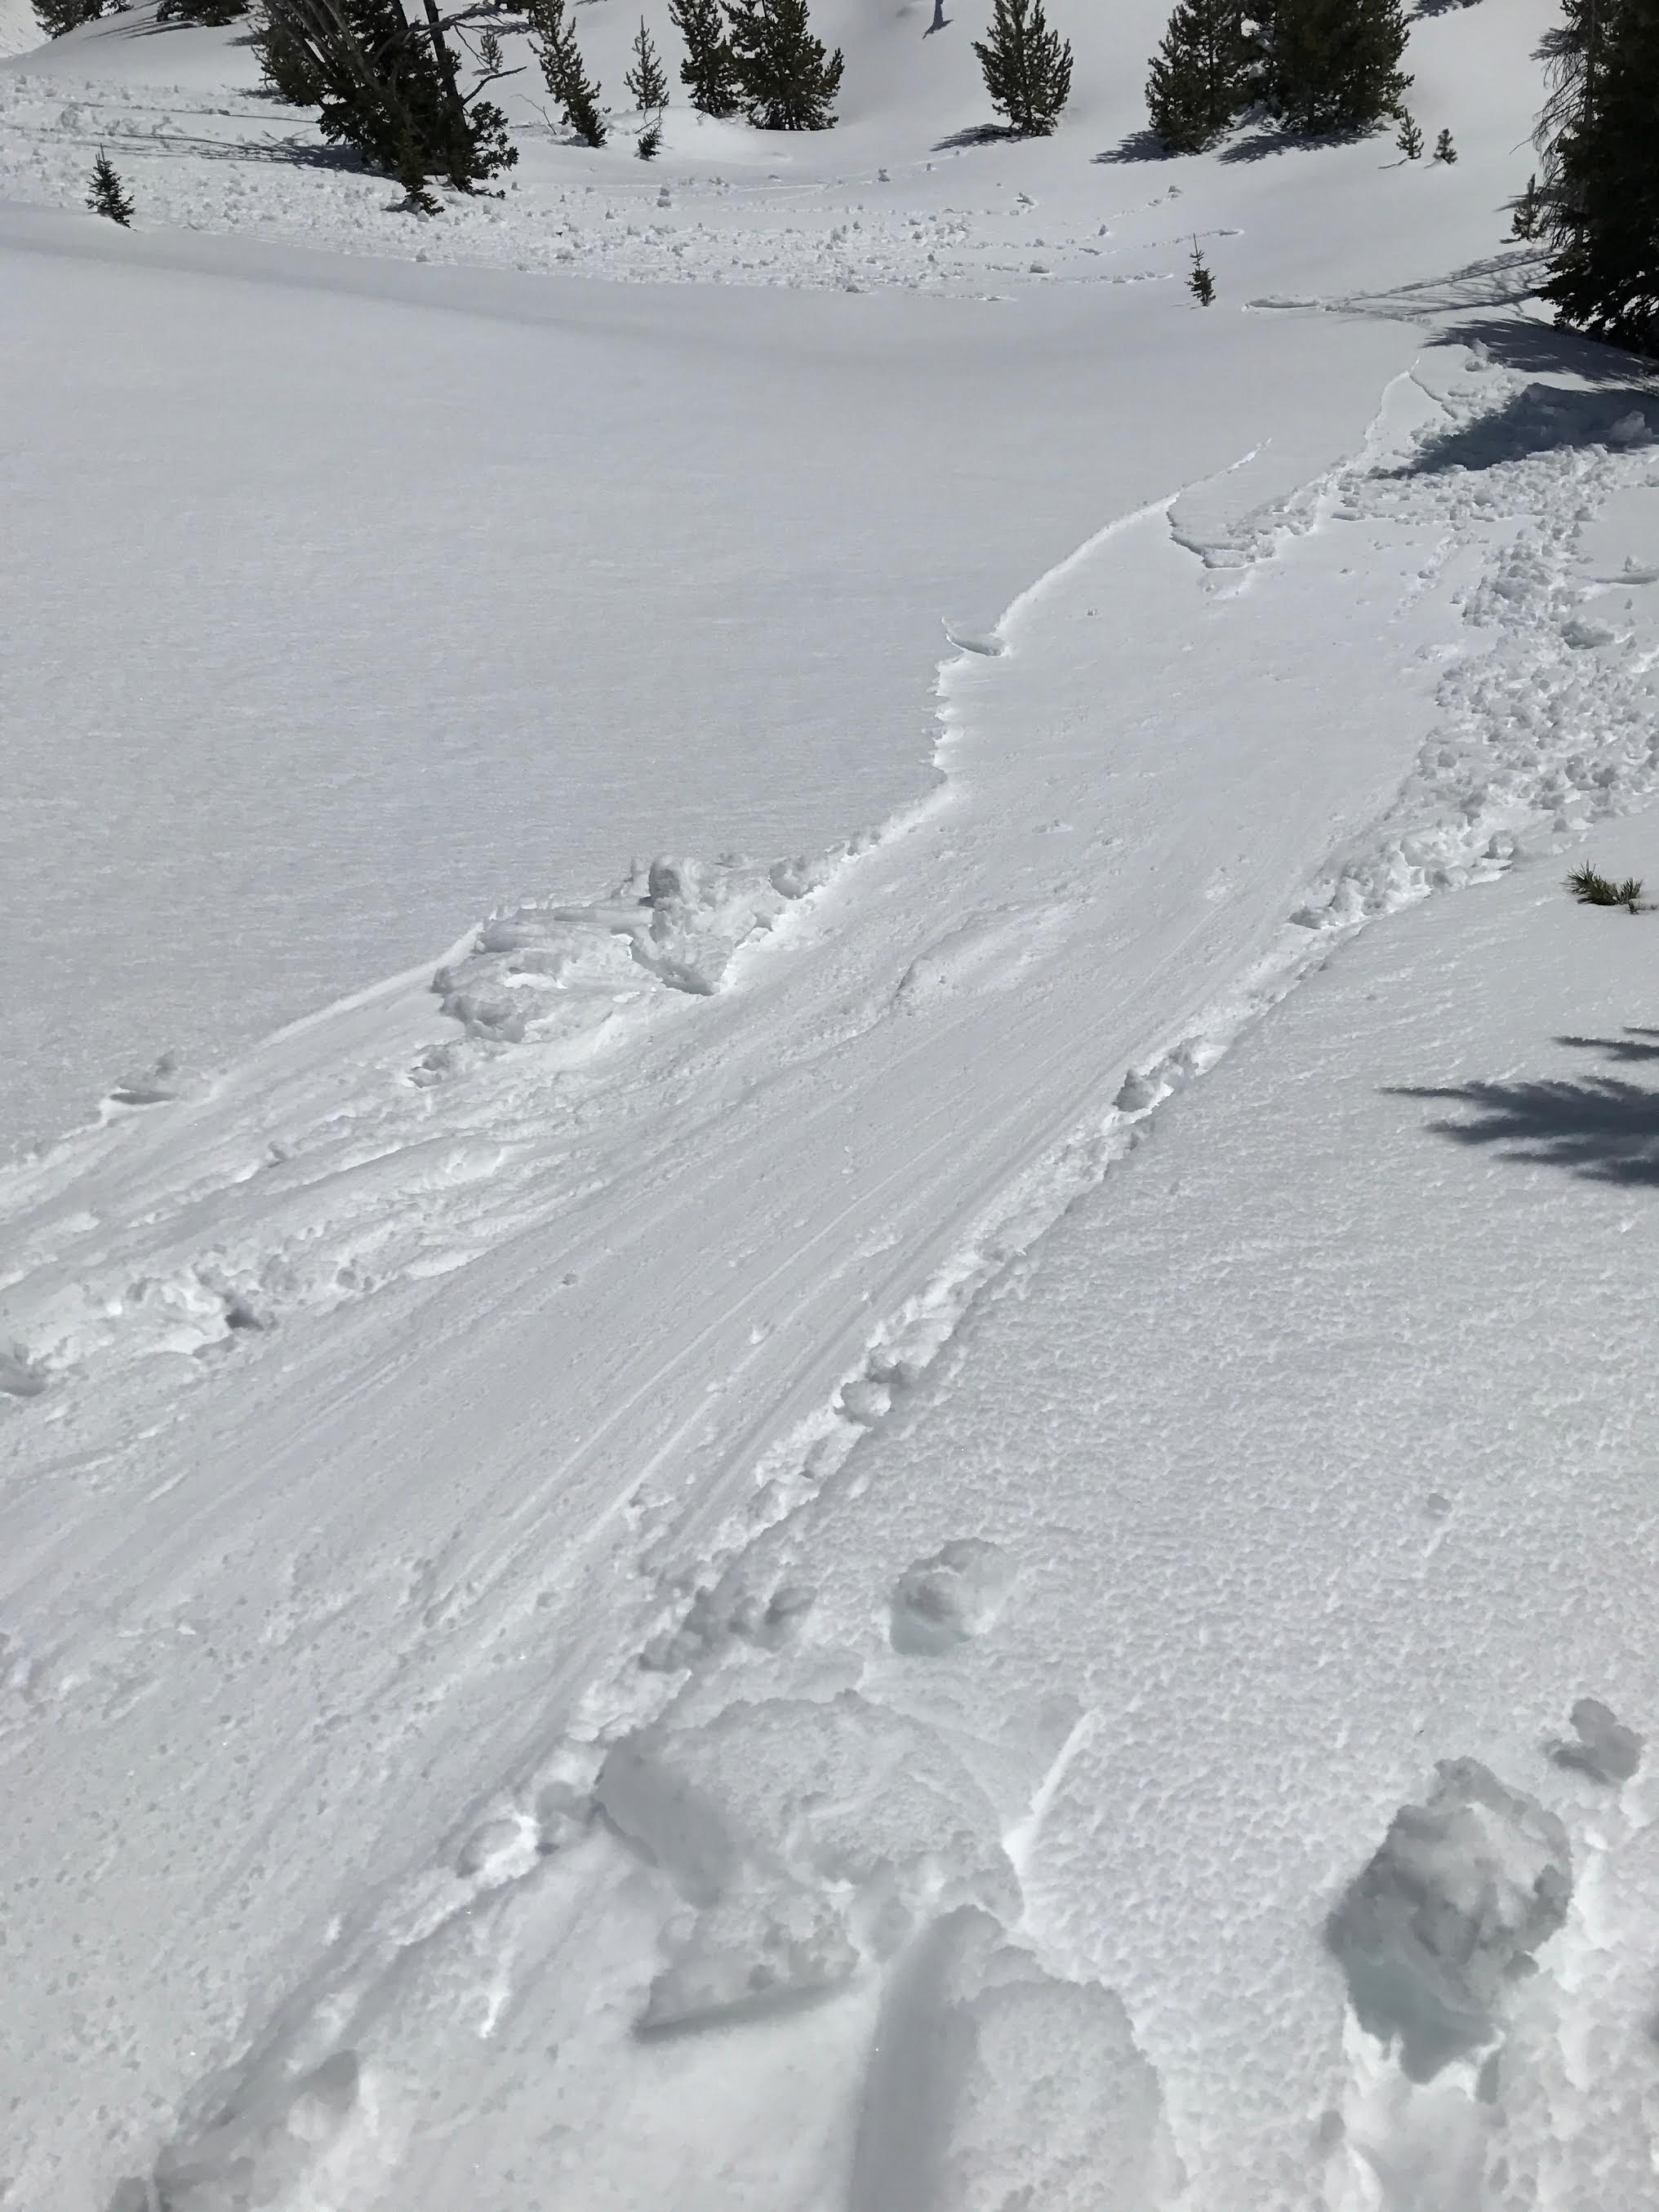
[1566,863,1645,912]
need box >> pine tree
[1395,110,1422,157]
[157,0,246,24]
[973,0,1073,135]
[1509,172,1544,238]
[625,15,669,109]
[1433,125,1456,161]
[34,0,105,36]
[86,147,134,224]
[1188,237,1216,301]
[1145,0,1249,153]
[669,0,742,114]
[262,0,518,191]
[251,0,325,104]
[638,113,664,155]
[527,0,608,144]
[1264,0,1410,136]
[726,0,843,129]
[1543,0,1659,352]
[1536,0,1618,177]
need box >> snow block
[1327,1758,1572,2081]
[1550,1695,1644,1787]
[889,1539,1014,1655]
[596,1693,1020,2032]
[848,1908,1184,2211]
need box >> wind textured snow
[6,0,1659,2205]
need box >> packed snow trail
[8,322,1659,2205]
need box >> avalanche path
[7,338,1659,2207]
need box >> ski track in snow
[25,344,1659,2209]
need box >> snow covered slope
[9,0,1659,2205]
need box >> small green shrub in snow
[87,148,134,224]
[1566,863,1644,913]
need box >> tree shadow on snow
[932,122,1017,150]
[1220,120,1371,163]
[1093,129,1168,164]
[1338,250,1544,323]
[1394,1035,1659,1185]
[1384,376,1658,473]
[128,124,371,171]
[1557,1027,1659,1064]
[1431,308,1653,384]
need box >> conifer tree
[669,0,741,114]
[1264,0,1409,135]
[1145,0,1249,153]
[157,0,246,24]
[34,0,104,36]
[1509,172,1544,238]
[1188,237,1216,301]
[1542,0,1659,352]
[527,0,608,143]
[638,113,664,155]
[625,15,669,109]
[261,0,518,191]
[86,147,134,224]
[1433,125,1455,161]
[1536,0,1617,176]
[1395,109,1422,157]
[251,0,326,104]
[725,0,843,129]
[973,0,1073,135]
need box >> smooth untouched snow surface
[10,0,1659,2204]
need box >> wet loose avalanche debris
[1550,1695,1644,1786]
[1327,1757,1572,2081]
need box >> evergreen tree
[527,0,608,143]
[262,0,518,190]
[1433,124,1455,160]
[625,16,669,109]
[1145,0,1249,152]
[157,0,246,24]
[1509,172,1544,238]
[1264,0,1409,135]
[1536,0,1618,176]
[1543,0,1659,351]
[638,113,664,155]
[251,0,326,104]
[669,0,741,115]
[1395,109,1422,157]
[1188,237,1216,301]
[726,0,843,129]
[34,0,104,37]
[973,0,1073,135]
[86,147,134,224]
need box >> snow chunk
[432,845,848,1046]
[107,1049,209,1108]
[1327,1758,1572,2081]
[0,1342,47,1398]
[1550,1695,1643,1786]
[596,1693,1019,2032]
[890,1538,1015,1655]
[849,1909,1184,2210]
[110,2051,389,2212]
